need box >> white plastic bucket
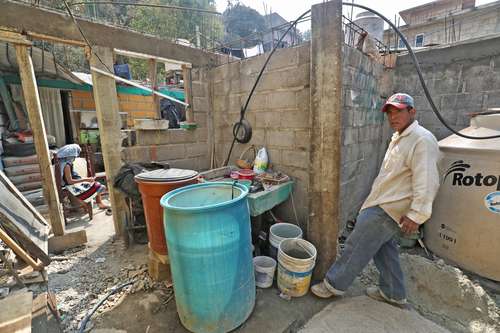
[269,223,303,259]
[253,256,277,288]
[277,238,317,297]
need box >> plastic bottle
[253,147,268,174]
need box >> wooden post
[14,44,65,237]
[308,0,343,278]
[182,64,194,123]
[89,46,126,236]
[148,59,161,119]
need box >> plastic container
[277,238,317,297]
[253,256,276,288]
[253,147,268,174]
[268,223,303,259]
[135,168,198,255]
[161,182,255,333]
[237,169,255,180]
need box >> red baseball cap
[381,93,415,112]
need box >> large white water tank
[354,11,384,41]
[424,114,500,281]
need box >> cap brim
[381,102,409,113]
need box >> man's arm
[406,136,441,225]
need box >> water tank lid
[439,126,500,152]
[135,168,198,182]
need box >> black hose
[223,9,313,166]
[78,280,134,333]
[342,2,500,140]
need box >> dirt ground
[47,210,499,333]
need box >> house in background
[383,0,500,49]
[262,12,301,52]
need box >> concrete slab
[299,296,451,333]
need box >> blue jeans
[325,206,406,301]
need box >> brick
[281,150,309,169]
[268,91,296,109]
[267,130,295,148]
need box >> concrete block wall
[71,90,156,127]
[211,44,311,227]
[340,46,393,226]
[393,34,500,140]
[122,68,211,171]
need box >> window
[415,34,425,47]
[398,38,405,49]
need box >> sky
[215,0,497,32]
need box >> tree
[222,2,266,48]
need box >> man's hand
[399,216,419,235]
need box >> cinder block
[268,47,299,71]
[267,130,295,148]
[121,146,150,162]
[294,130,311,150]
[155,144,186,161]
[296,88,310,111]
[167,129,197,144]
[192,82,207,97]
[255,111,281,128]
[297,43,311,64]
[281,150,309,169]
[193,97,210,112]
[186,143,207,158]
[136,129,170,145]
[240,56,266,76]
[266,148,282,165]
[268,91,297,109]
[285,63,310,88]
[245,93,268,111]
[280,110,309,128]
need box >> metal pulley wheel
[232,119,252,144]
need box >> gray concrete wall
[393,34,500,140]
[211,44,311,228]
[340,46,392,228]
[121,67,211,171]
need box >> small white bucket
[269,223,303,259]
[277,238,317,297]
[253,256,277,288]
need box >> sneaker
[366,286,408,309]
[311,279,344,299]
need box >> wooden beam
[0,29,31,46]
[148,59,161,119]
[14,44,65,237]
[0,228,43,271]
[89,46,126,237]
[0,0,221,66]
[48,230,87,254]
[308,0,343,278]
[114,48,190,66]
[182,64,195,123]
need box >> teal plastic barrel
[160,182,255,333]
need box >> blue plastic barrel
[160,182,255,333]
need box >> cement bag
[10,172,42,185]
[3,164,40,177]
[2,155,39,167]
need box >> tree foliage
[31,0,223,80]
[222,2,266,48]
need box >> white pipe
[90,66,189,107]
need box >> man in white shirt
[311,93,441,307]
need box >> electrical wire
[342,2,500,140]
[62,0,114,75]
[69,1,221,15]
[223,9,312,166]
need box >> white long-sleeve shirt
[361,121,441,224]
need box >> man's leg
[313,206,397,296]
[372,238,406,302]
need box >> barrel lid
[135,168,198,182]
